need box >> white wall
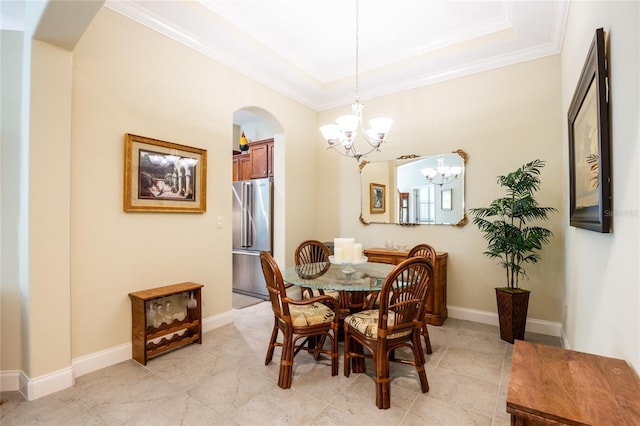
[0,30,24,374]
[561,1,640,371]
[238,120,274,144]
[316,55,565,324]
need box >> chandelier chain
[318,0,392,161]
[355,0,359,101]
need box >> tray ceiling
[106,1,568,111]
[5,0,569,111]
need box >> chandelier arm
[426,174,459,186]
[328,142,381,160]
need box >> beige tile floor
[1,299,561,425]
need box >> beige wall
[69,8,317,358]
[561,1,640,371]
[316,55,565,323]
[28,40,73,378]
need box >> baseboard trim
[1,309,234,399]
[19,367,73,401]
[561,327,571,349]
[447,305,562,337]
[202,309,233,333]
[72,342,132,378]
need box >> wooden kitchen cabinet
[232,153,251,181]
[249,138,274,179]
[232,138,274,181]
[128,282,203,365]
[363,247,448,325]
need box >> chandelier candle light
[421,155,462,186]
[319,0,393,161]
[333,238,363,263]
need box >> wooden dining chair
[407,243,437,354]
[259,250,340,389]
[343,256,434,409]
[294,240,336,300]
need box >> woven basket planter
[495,288,530,344]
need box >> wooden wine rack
[128,282,203,365]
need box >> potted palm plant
[470,159,556,343]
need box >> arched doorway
[231,107,285,303]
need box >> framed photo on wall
[567,28,611,232]
[370,183,386,214]
[124,133,207,212]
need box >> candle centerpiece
[331,238,368,279]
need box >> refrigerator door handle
[246,181,253,247]
[241,182,247,247]
[241,181,253,247]
[232,250,261,256]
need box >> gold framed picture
[124,133,207,212]
[370,183,386,214]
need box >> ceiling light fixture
[421,155,462,186]
[319,0,392,161]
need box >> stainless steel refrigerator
[232,178,273,299]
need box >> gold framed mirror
[359,150,468,226]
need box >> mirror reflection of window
[414,185,435,224]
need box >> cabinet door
[239,155,251,180]
[232,157,240,181]
[250,143,268,178]
[232,154,251,181]
[249,139,274,179]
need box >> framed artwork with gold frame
[124,133,207,213]
[370,183,386,214]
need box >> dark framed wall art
[567,28,611,233]
[124,133,207,212]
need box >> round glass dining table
[283,261,395,374]
[282,261,394,293]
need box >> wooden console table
[363,247,448,325]
[129,282,203,365]
[507,340,640,425]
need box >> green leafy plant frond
[470,159,556,289]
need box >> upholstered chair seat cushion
[323,290,341,300]
[290,302,336,327]
[344,309,412,339]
